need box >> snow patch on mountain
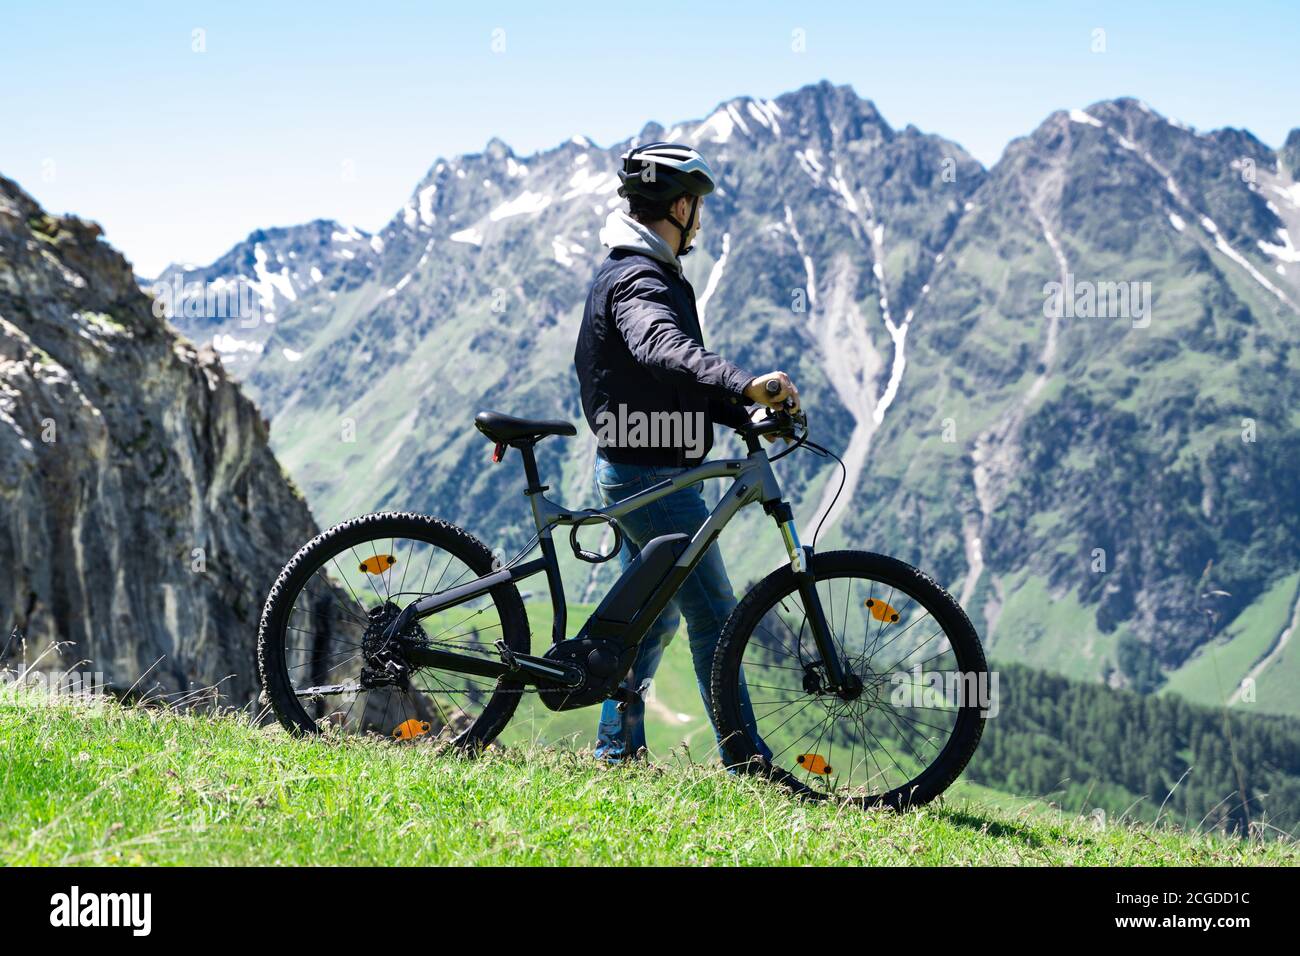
[489,190,552,221]
[1269,181,1300,207]
[794,148,824,184]
[418,184,438,225]
[1259,228,1300,263]
[563,168,618,200]
[449,227,483,246]
[747,98,783,136]
[250,244,297,308]
[696,232,730,326]
[551,235,585,268]
[212,333,263,356]
[693,107,735,144]
[782,205,817,307]
[552,237,574,267]
[829,163,859,214]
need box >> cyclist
[574,141,799,763]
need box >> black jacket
[575,249,754,467]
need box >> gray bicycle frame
[532,450,801,573]
[386,440,844,690]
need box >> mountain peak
[484,136,513,160]
[1280,128,1300,178]
[635,121,665,145]
[777,79,880,119]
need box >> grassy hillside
[1163,571,1300,716]
[2,692,1296,866]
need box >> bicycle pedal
[611,686,643,713]
[494,639,520,672]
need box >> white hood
[598,211,681,273]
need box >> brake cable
[766,427,808,463]
[757,410,848,550]
[800,437,847,550]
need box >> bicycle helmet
[617,142,716,255]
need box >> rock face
[0,176,318,705]
[156,82,1300,706]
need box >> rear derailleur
[360,602,418,690]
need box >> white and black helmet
[616,142,717,204]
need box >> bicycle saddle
[474,411,577,445]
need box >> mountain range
[133,80,1300,716]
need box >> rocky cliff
[0,176,318,705]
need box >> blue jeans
[591,456,771,764]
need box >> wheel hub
[837,672,865,702]
[803,664,870,704]
[360,602,416,689]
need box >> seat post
[516,441,545,494]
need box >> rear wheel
[710,551,987,809]
[256,512,529,749]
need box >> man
[574,142,799,762]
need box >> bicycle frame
[387,440,845,693]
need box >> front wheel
[710,551,988,809]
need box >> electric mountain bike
[256,394,988,809]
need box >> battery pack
[591,532,690,628]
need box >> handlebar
[735,384,808,452]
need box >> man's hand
[744,371,800,411]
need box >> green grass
[3,691,1296,866]
[985,570,1124,679]
[1163,571,1300,716]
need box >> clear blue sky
[3,1,1296,276]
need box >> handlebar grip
[764,377,797,411]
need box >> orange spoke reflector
[865,598,899,623]
[797,753,833,775]
[359,554,397,574]
[393,719,431,740]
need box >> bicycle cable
[488,508,624,573]
[492,528,543,573]
[800,436,847,550]
[766,428,808,463]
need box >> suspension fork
[767,501,848,690]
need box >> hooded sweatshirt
[574,211,754,467]
[598,210,683,273]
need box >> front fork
[769,501,849,691]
